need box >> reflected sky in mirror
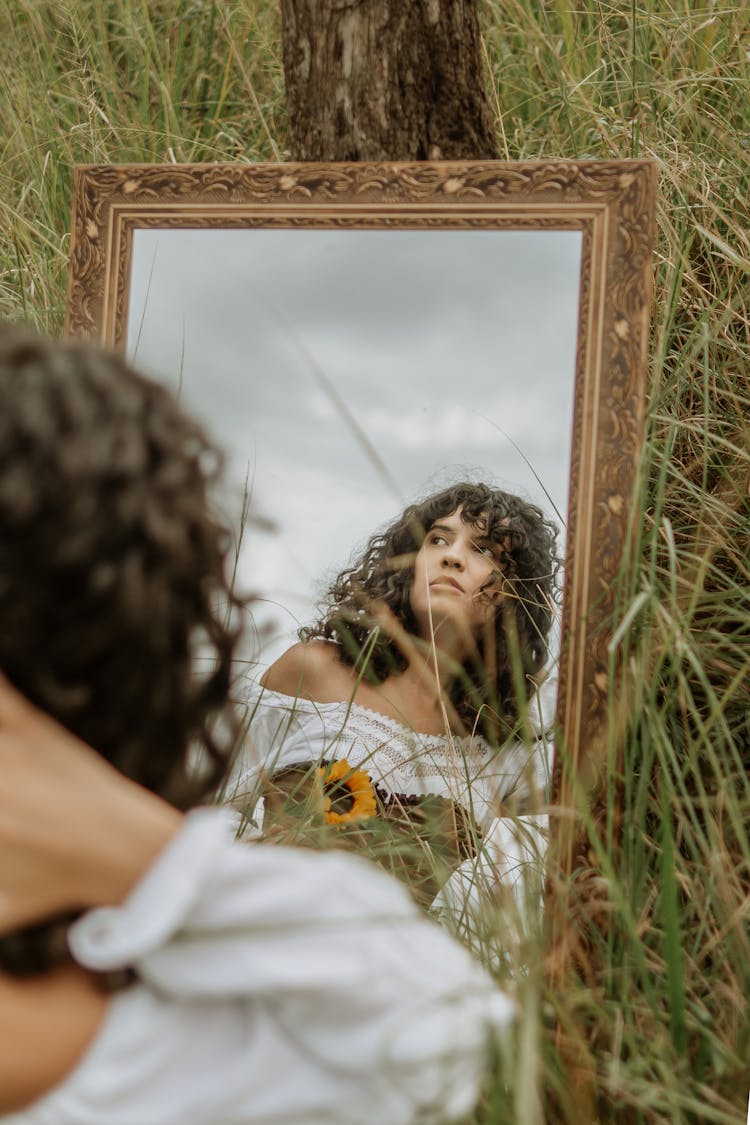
[126,228,582,669]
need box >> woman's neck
[366,641,469,735]
[356,659,458,736]
[404,644,461,694]
[417,617,479,683]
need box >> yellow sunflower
[319,758,377,826]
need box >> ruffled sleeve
[54,809,514,1125]
[228,680,346,807]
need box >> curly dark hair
[0,325,243,976]
[301,482,560,739]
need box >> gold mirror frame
[66,158,656,908]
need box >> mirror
[66,159,656,907]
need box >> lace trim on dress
[238,680,543,819]
[251,684,496,766]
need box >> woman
[233,482,559,940]
[0,326,510,1124]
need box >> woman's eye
[429,534,447,546]
[474,543,495,558]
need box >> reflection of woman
[0,329,510,1124]
[235,482,559,934]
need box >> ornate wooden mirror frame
[66,159,656,927]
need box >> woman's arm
[0,675,181,1113]
[0,672,181,933]
[0,966,108,1116]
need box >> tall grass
[0,0,284,331]
[1,0,748,1120]
[480,2,750,1120]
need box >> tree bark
[280,0,499,161]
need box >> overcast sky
[126,227,581,669]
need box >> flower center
[324,780,356,815]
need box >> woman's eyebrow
[428,523,453,535]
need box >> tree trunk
[280,0,499,161]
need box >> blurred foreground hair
[301,481,560,738]
[0,325,242,974]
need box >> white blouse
[3,809,512,1125]
[231,683,551,952]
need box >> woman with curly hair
[0,326,511,1124]
[236,482,559,933]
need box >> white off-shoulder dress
[231,681,553,951]
[2,809,512,1125]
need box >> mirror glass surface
[125,227,582,685]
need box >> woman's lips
[429,577,464,592]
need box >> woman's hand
[0,673,182,934]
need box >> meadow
[1,1,748,1120]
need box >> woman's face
[409,507,504,640]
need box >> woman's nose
[442,545,465,569]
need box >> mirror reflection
[126,226,582,947]
[126,228,581,669]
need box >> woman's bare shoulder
[260,641,349,702]
[0,964,108,1115]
